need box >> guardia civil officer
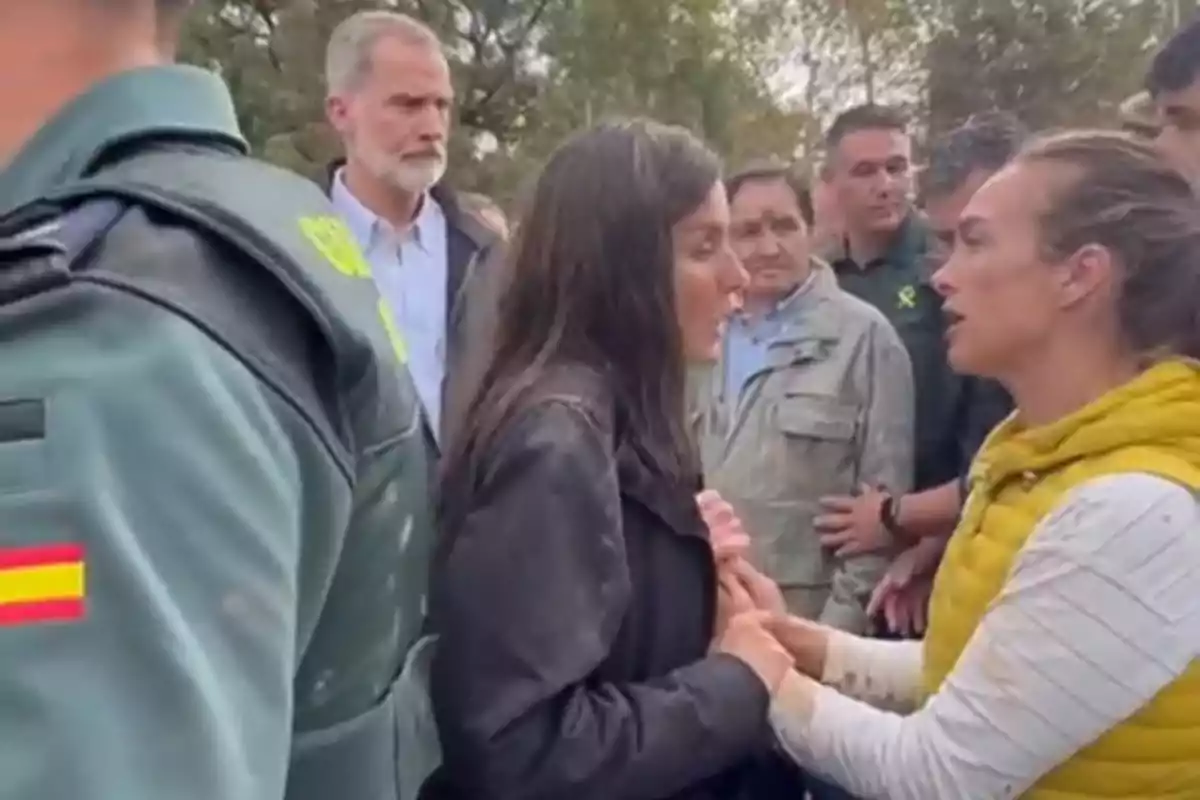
[0,2,434,798]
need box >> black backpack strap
[40,147,426,472]
[16,192,354,479]
[0,198,125,305]
[51,199,127,258]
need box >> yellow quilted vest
[923,359,1200,800]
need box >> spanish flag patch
[0,544,85,626]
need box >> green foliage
[178,0,808,200]
[177,0,1185,199]
[922,0,1170,135]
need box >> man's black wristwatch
[879,492,904,542]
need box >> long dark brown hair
[441,118,721,509]
[1017,130,1200,361]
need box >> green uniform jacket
[0,65,433,800]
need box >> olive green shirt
[829,217,986,490]
[0,66,332,800]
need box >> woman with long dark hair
[420,119,801,800]
[762,131,1200,798]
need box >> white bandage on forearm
[821,630,924,712]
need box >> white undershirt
[770,473,1200,800]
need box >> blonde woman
[760,132,1200,798]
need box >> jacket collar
[827,213,930,283]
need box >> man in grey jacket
[695,163,914,633]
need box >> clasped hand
[696,490,831,691]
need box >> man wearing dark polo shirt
[812,106,1009,630]
[818,105,957,490]
[818,114,1024,651]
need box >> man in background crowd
[0,0,434,798]
[325,10,497,447]
[811,107,949,573]
[813,105,1019,633]
[818,105,952,492]
[1148,14,1200,184]
[862,112,1025,634]
[696,163,913,634]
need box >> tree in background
[179,0,1193,201]
[921,0,1171,135]
[179,0,804,203]
[761,0,924,175]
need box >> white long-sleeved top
[770,473,1200,800]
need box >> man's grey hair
[325,10,442,96]
[920,111,1029,202]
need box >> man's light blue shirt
[330,171,448,438]
[724,272,817,404]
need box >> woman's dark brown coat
[420,364,805,800]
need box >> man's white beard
[358,141,447,196]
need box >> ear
[1056,243,1116,309]
[325,94,349,133]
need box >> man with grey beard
[325,10,498,448]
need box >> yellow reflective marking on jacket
[297,214,408,364]
[298,215,371,278]
[376,298,408,365]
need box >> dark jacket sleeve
[430,400,769,800]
